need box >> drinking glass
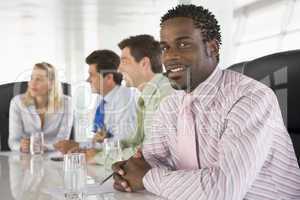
[30,132,44,155]
[103,139,123,175]
[63,153,87,200]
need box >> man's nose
[163,47,181,62]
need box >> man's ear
[206,39,219,58]
[104,73,114,82]
[140,57,151,69]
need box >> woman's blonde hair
[23,62,63,112]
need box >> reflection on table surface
[0,152,164,200]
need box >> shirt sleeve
[142,96,177,170]
[111,89,137,141]
[47,96,73,150]
[143,88,283,200]
[8,97,24,151]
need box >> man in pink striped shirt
[112,4,300,199]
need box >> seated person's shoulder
[10,94,25,107]
[121,85,138,95]
[157,90,184,112]
[118,86,139,101]
[222,69,278,103]
[152,76,175,103]
[159,75,175,93]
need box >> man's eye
[160,46,167,52]
[121,60,128,65]
[179,42,190,48]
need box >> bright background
[1,0,299,139]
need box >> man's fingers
[54,141,65,150]
[133,151,143,159]
[113,174,132,192]
[113,173,126,187]
[125,187,132,192]
[113,181,126,192]
[112,160,127,175]
[68,147,80,153]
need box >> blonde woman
[8,62,73,152]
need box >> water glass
[30,132,44,155]
[63,153,87,200]
[104,139,123,174]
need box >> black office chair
[0,82,73,151]
[228,49,300,164]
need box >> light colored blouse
[8,94,73,151]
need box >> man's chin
[125,82,133,87]
[169,79,186,91]
[91,89,100,94]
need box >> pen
[99,172,114,185]
[100,157,129,185]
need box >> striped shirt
[142,68,300,200]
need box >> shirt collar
[189,67,223,106]
[103,85,120,103]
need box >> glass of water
[103,139,123,175]
[30,132,44,155]
[63,153,87,200]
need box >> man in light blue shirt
[85,50,137,141]
[55,50,137,154]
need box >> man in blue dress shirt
[55,50,137,154]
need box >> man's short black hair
[118,34,163,73]
[161,4,222,62]
[85,49,122,85]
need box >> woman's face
[28,67,52,97]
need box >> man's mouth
[168,66,185,73]
[165,64,187,79]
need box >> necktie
[93,99,105,132]
[177,93,199,170]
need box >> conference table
[0,151,164,200]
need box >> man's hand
[20,138,30,153]
[85,148,98,163]
[68,147,98,164]
[112,150,151,192]
[92,130,107,144]
[67,146,86,154]
[54,140,79,154]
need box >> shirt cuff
[143,167,168,196]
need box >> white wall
[0,0,234,140]
[70,0,234,140]
[0,0,67,85]
[191,0,234,68]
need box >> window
[232,0,300,63]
